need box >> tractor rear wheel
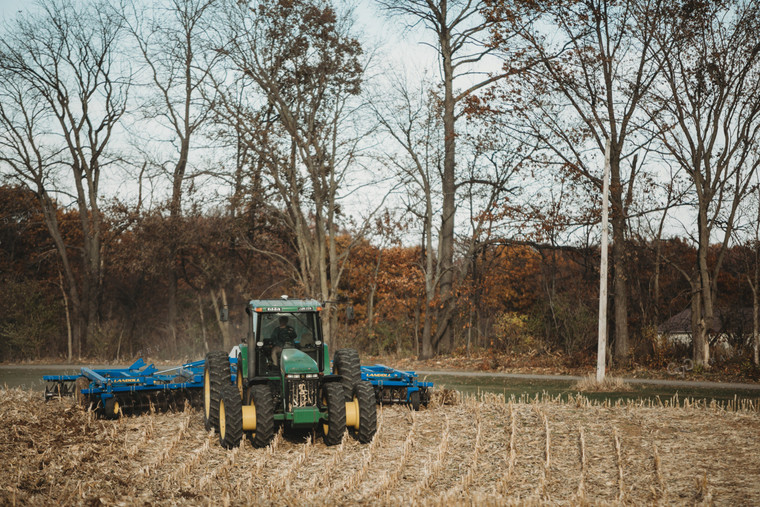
[351,381,377,444]
[322,383,346,446]
[204,351,231,432]
[246,384,275,448]
[333,348,361,400]
[219,384,243,449]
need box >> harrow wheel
[104,397,120,419]
[333,348,361,400]
[408,390,421,411]
[204,351,231,432]
[348,381,377,444]
[419,387,430,407]
[245,384,275,448]
[218,384,243,449]
[322,383,346,446]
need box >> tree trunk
[419,203,436,359]
[37,190,83,356]
[695,209,712,367]
[198,293,208,355]
[59,271,73,362]
[413,297,421,357]
[167,140,187,356]
[367,249,382,331]
[167,267,178,356]
[436,19,457,355]
[210,288,231,351]
[750,276,759,366]
[609,153,630,363]
[754,238,760,366]
[421,299,435,359]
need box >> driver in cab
[270,316,296,366]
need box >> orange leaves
[467,244,542,313]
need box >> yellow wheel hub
[204,370,210,418]
[346,396,360,430]
[219,399,226,440]
[242,403,256,432]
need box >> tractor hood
[280,348,319,375]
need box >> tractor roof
[247,298,322,312]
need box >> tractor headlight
[286,374,300,379]
[256,341,264,347]
[305,374,318,379]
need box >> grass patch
[573,374,633,392]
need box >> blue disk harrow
[43,358,431,417]
[360,364,433,409]
[43,358,240,418]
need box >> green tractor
[203,297,377,448]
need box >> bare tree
[372,74,444,358]
[121,0,219,351]
[647,0,760,367]
[217,0,371,345]
[629,161,691,329]
[457,120,534,354]
[487,0,671,362]
[378,0,509,356]
[0,0,129,355]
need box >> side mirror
[221,306,229,322]
[346,304,354,321]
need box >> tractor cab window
[260,312,318,349]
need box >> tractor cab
[244,298,328,378]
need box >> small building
[657,308,754,351]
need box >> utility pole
[597,139,611,382]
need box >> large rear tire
[333,348,361,400]
[322,383,346,446]
[219,384,243,449]
[246,384,275,448]
[351,381,377,444]
[204,351,231,432]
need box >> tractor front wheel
[219,384,243,449]
[322,383,346,446]
[246,384,275,448]
[204,351,231,432]
[351,381,377,444]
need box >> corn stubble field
[1,388,759,506]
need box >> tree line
[1,0,759,369]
